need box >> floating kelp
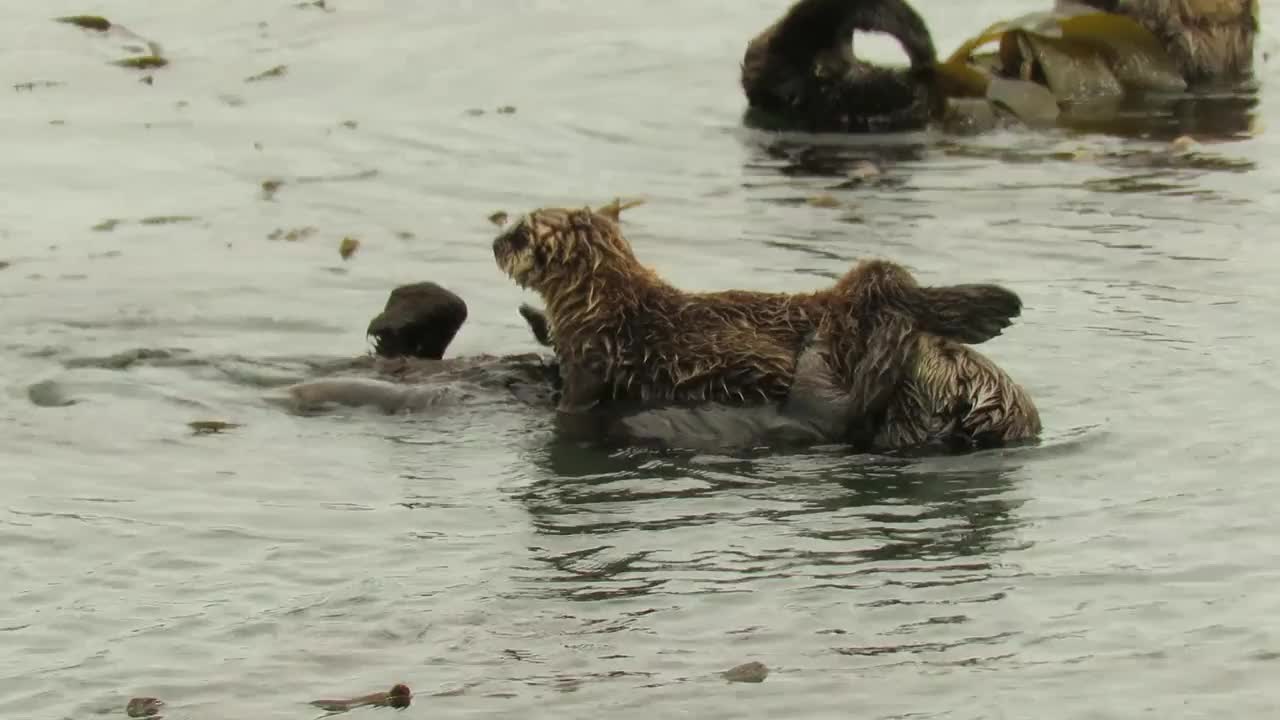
[0,260,10,270]
[267,226,317,242]
[805,194,841,208]
[310,683,412,713]
[13,81,64,92]
[943,5,1185,99]
[139,215,197,225]
[113,55,167,70]
[55,15,169,72]
[125,697,163,718]
[245,64,287,83]
[722,661,769,683]
[260,179,284,200]
[188,420,239,435]
[338,236,360,260]
[57,15,111,31]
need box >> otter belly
[285,378,463,415]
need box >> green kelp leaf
[56,15,111,31]
[935,59,991,98]
[1013,30,1125,103]
[946,7,1185,95]
[986,75,1061,127]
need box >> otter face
[492,207,637,298]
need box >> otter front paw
[518,303,554,347]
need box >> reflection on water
[515,439,1028,605]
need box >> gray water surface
[4,1,1280,718]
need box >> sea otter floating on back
[740,0,1259,133]
[492,206,1041,452]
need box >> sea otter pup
[285,283,560,414]
[740,0,943,132]
[1074,0,1259,84]
[492,205,1038,450]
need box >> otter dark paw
[518,303,554,347]
[920,283,1023,344]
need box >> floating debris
[13,81,64,92]
[56,15,112,32]
[338,236,361,260]
[847,160,881,182]
[1170,135,1197,153]
[125,697,164,718]
[806,194,840,209]
[722,661,769,683]
[496,105,517,114]
[139,75,154,86]
[261,178,285,200]
[464,108,485,117]
[0,261,10,270]
[394,230,414,240]
[55,15,169,72]
[488,211,509,226]
[595,197,646,221]
[27,380,78,408]
[188,420,240,435]
[113,56,168,70]
[91,219,122,232]
[245,64,287,83]
[267,226,318,242]
[296,0,332,10]
[310,684,412,713]
[139,215,196,225]
[339,120,358,129]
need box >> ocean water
[3,1,1279,718]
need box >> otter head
[492,207,644,304]
[366,281,467,359]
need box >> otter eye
[504,229,529,253]
[533,245,548,267]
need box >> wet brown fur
[492,207,1034,451]
[1080,0,1259,83]
[740,0,943,132]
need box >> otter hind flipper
[518,303,554,348]
[918,284,1024,344]
[741,0,940,131]
[764,0,936,68]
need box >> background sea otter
[740,0,942,132]
[741,0,1259,134]
[492,205,1039,451]
[1075,0,1259,84]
